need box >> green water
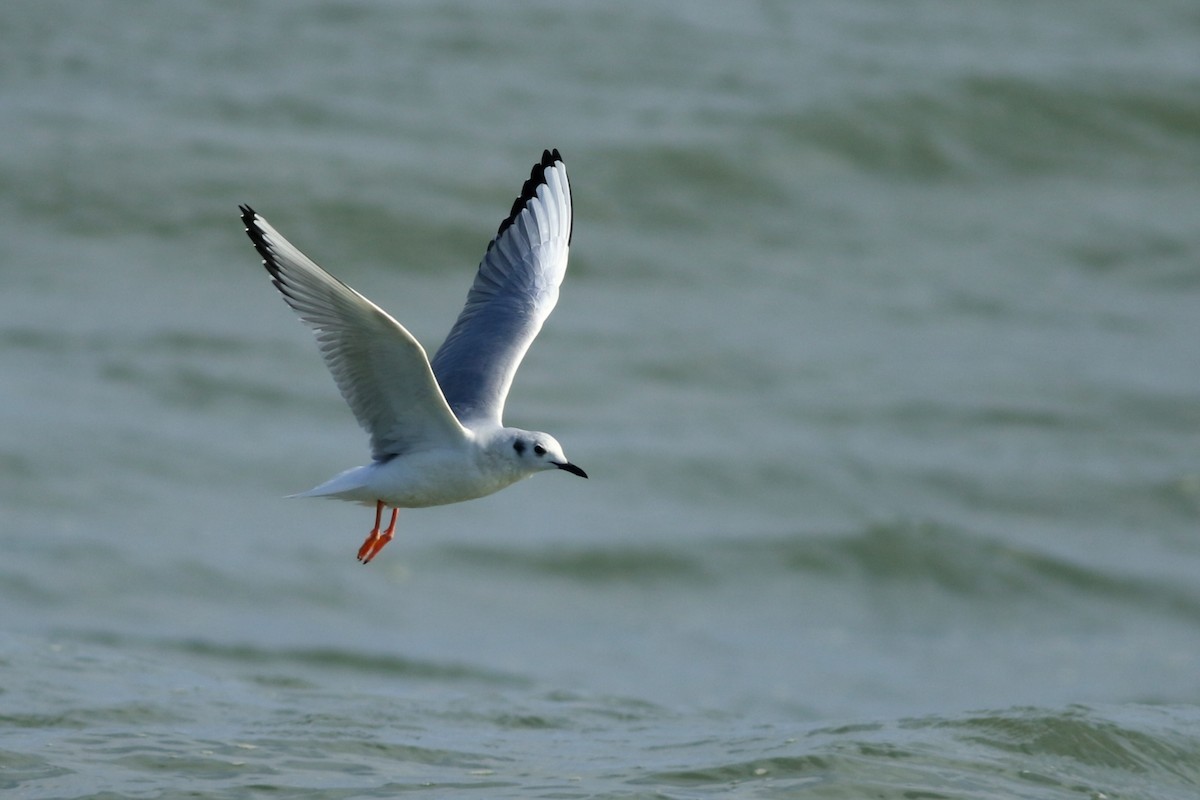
[2,1,1199,797]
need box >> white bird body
[294,427,548,508]
[241,149,586,562]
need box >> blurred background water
[3,1,1200,797]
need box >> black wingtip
[238,204,283,282]
[491,149,567,247]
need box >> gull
[240,149,586,564]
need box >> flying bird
[240,149,586,563]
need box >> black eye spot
[513,441,526,455]
[533,444,547,457]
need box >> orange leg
[357,500,399,564]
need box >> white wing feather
[431,150,572,426]
[241,206,468,459]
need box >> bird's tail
[289,465,376,504]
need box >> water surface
[2,1,1199,797]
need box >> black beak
[555,462,588,479]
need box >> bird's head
[503,430,587,479]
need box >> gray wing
[241,206,468,459]
[430,149,572,426]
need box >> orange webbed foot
[357,502,398,564]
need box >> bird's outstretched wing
[430,149,572,426]
[241,206,468,459]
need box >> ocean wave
[436,522,1200,621]
[634,705,1200,798]
[759,75,1200,180]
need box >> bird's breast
[367,447,521,508]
